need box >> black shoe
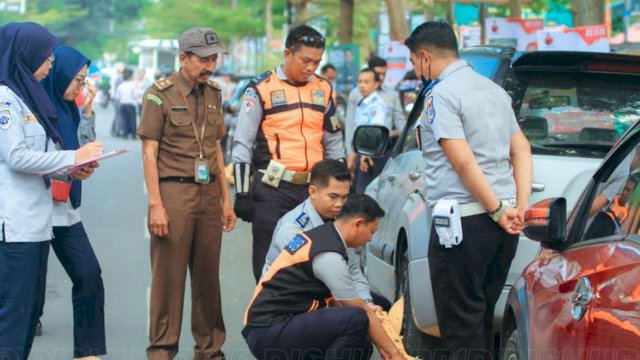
[34,319,42,336]
[213,350,225,360]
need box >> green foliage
[142,0,271,40]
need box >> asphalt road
[31,103,256,359]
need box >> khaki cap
[178,27,227,57]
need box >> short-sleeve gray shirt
[419,60,520,207]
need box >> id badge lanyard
[179,84,210,183]
[178,85,207,159]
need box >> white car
[354,47,640,358]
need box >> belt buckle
[291,171,309,185]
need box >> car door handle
[571,277,593,320]
[532,182,545,192]
[387,173,397,182]
[409,171,422,181]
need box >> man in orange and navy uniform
[232,25,345,281]
[607,173,639,226]
[242,195,407,360]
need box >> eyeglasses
[74,77,88,89]
[295,35,326,48]
[47,54,55,64]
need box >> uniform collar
[438,59,469,81]
[175,70,203,97]
[302,197,326,226]
[331,222,348,250]
[358,91,381,107]
[276,65,316,84]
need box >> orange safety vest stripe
[608,195,629,225]
[255,72,333,172]
[243,233,313,326]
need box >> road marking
[144,217,150,239]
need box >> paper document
[42,149,129,176]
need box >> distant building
[134,39,180,78]
[0,0,26,13]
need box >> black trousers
[244,307,373,360]
[251,172,308,282]
[354,155,388,194]
[429,213,518,360]
[49,222,106,357]
[0,241,49,360]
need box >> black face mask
[420,55,432,87]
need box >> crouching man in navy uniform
[242,195,407,360]
[262,159,391,311]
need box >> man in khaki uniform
[137,27,236,360]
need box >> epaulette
[152,79,174,91]
[206,79,221,90]
[250,71,272,85]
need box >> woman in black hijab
[0,22,103,359]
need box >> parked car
[502,120,640,360]
[353,47,640,358]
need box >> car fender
[502,276,531,359]
[399,191,440,333]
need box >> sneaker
[34,319,42,336]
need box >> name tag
[171,106,188,112]
[285,234,307,254]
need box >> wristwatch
[489,201,506,222]
[363,299,374,304]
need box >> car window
[582,132,640,241]
[506,71,640,159]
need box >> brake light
[586,62,640,74]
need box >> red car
[501,119,640,359]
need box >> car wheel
[501,329,524,360]
[399,252,441,359]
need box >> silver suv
[354,47,640,357]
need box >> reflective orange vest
[252,71,334,172]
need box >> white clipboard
[42,149,129,176]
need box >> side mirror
[523,197,567,248]
[353,125,390,157]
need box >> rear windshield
[506,71,640,158]
[464,54,502,79]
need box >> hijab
[41,46,91,209]
[0,22,62,144]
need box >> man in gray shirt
[405,21,532,360]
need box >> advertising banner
[459,26,482,49]
[379,41,411,90]
[328,44,360,97]
[537,25,610,52]
[485,17,544,50]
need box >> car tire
[501,329,524,360]
[399,252,441,359]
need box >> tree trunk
[385,0,410,41]
[338,0,354,44]
[290,0,309,26]
[510,0,522,18]
[573,0,605,26]
[423,0,435,21]
[446,0,455,27]
[265,0,273,45]
[480,2,487,44]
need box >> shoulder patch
[295,212,310,229]
[146,94,163,105]
[206,79,221,90]
[0,109,12,130]
[285,234,308,255]
[425,96,436,124]
[152,79,174,91]
[251,71,272,85]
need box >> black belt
[159,176,215,184]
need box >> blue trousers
[47,222,106,357]
[244,307,373,360]
[0,240,50,360]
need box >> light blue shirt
[345,91,389,155]
[0,86,76,242]
[262,198,373,300]
[52,111,96,227]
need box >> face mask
[420,55,432,87]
